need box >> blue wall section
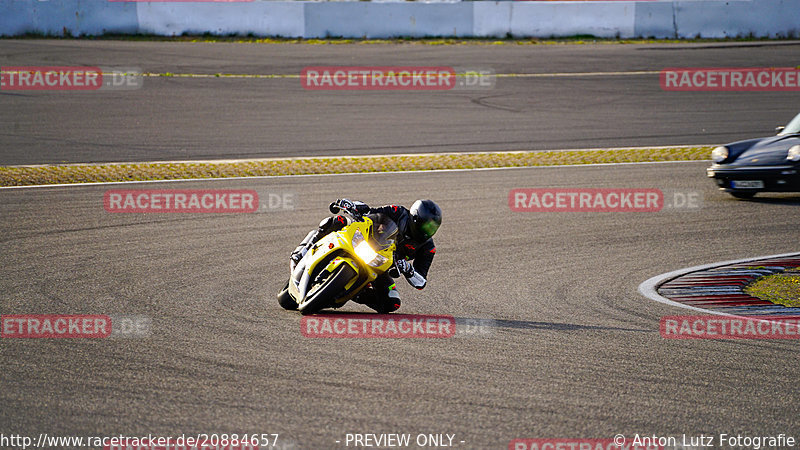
[304,2,473,39]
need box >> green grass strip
[0,146,712,187]
[744,268,800,308]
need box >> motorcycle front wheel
[297,264,358,315]
[277,279,297,310]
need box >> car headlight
[787,145,800,162]
[352,229,387,267]
[711,146,729,163]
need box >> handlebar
[329,201,363,221]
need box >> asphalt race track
[2,40,800,449]
[3,163,800,448]
[1,40,799,164]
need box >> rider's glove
[352,200,370,215]
[330,198,370,215]
[395,258,414,278]
[337,198,355,210]
[330,198,354,213]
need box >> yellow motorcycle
[277,205,398,315]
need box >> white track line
[638,251,800,317]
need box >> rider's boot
[360,277,401,313]
[290,229,319,266]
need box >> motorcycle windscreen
[366,213,398,250]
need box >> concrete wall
[1,0,798,39]
[136,2,304,37]
[0,0,139,36]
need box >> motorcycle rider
[290,199,442,313]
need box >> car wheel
[730,191,757,199]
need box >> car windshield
[366,213,398,250]
[778,112,800,135]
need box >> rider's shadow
[452,316,650,335]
